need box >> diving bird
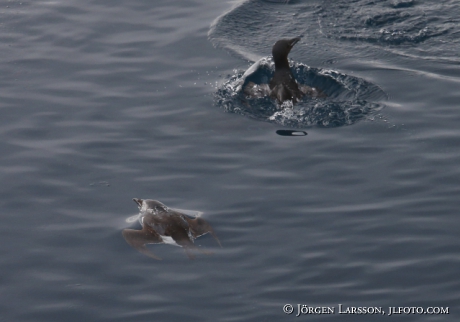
[243,37,324,104]
[122,199,221,260]
[269,37,304,103]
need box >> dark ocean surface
[1,0,459,321]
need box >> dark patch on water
[390,0,415,9]
[275,130,307,136]
[215,57,386,128]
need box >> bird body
[122,199,221,260]
[243,37,325,105]
[269,37,304,103]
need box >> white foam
[125,214,140,223]
[160,235,181,247]
[171,208,204,217]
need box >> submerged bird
[243,37,324,104]
[122,199,221,260]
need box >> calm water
[1,0,459,321]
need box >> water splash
[215,58,386,128]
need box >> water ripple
[215,57,386,127]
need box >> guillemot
[243,37,324,104]
[122,199,221,260]
[269,37,304,103]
